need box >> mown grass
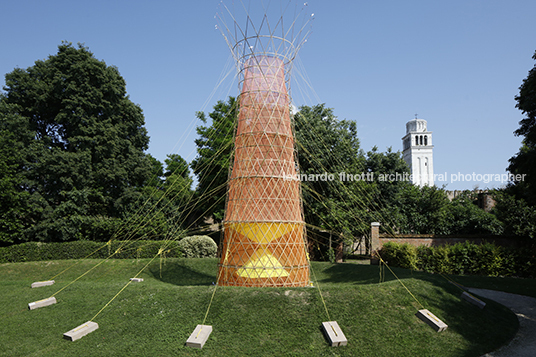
[0,258,523,356]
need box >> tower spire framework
[215,1,314,287]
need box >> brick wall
[378,234,519,248]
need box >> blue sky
[1,0,535,190]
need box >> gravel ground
[468,288,536,357]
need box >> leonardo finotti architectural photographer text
[283,172,526,184]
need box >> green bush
[448,241,479,275]
[0,240,183,263]
[476,243,506,277]
[380,242,418,270]
[417,245,451,274]
[177,235,218,258]
[514,248,536,278]
[380,241,536,278]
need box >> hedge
[379,241,536,278]
[0,236,217,263]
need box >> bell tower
[402,118,434,187]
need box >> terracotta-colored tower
[219,56,308,287]
[216,4,313,287]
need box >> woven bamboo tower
[216,2,314,287]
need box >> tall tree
[294,104,371,237]
[394,184,451,235]
[0,42,152,242]
[119,153,194,241]
[492,190,536,239]
[508,50,536,206]
[146,154,165,188]
[190,97,237,221]
[0,101,30,244]
[163,154,193,210]
[364,146,411,213]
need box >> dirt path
[468,288,536,357]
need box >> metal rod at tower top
[216,1,313,287]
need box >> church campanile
[402,118,434,187]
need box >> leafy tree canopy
[508,50,536,205]
[394,187,504,236]
[190,97,237,221]
[364,146,411,212]
[294,104,367,236]
[0,42,153,242]
[492,190,536,239]
[0,101,30,244]
[162,153,193,212]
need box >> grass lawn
[0,258,525,356]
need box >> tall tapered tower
[215,2,313,287]
[402,118,434,187]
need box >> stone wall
[445,189,496,212]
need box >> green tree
[508,50,536,206]
[0,102,30,244]
[396,187,504,236]
[363,146,411,231]
[116,153,193,242]
[294,104,372,239]
[492,190,536,239]
[190,97,237,221]
[146,154,165,188]
[395,185,452,235]
[446,191,503,235]
[0,42,152,242]
[163,154,193,212]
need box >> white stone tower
[402,118,434,187]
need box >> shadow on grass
[149,259,516,356]
[316,262,519,356]
[148,258,218,286]
[422,287,519,356]
[152,259,440,287]
[314,261,439,286]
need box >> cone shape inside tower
[219,56,309,287]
